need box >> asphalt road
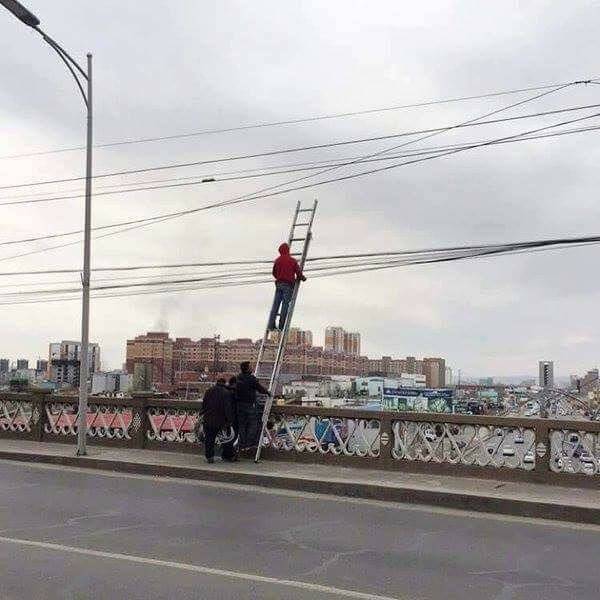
[0,460,598,600]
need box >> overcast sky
[1,0,600,378]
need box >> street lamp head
[0,0,40,28]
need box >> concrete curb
[1,449,598,525]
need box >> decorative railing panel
[392,421,537,470]
[0,398,36,434]
[146,405,202,445]
[44,401,78,437]
[262,412,381,457]
[44,401,139,441]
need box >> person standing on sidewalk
[235,361,270,450]
[202,378,235,464]
[267,242,306,331]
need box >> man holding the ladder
[267,242,306,331]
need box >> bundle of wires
[0,233,597,306]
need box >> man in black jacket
[235,361,270,450]
[202,378,235,463]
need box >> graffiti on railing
[146,406,201,444]
[392,421,538,470]
[263,412,381,457]
[88,405,137,440]
[44,402,78,436]
[0,399,34,433]
[44,401,138,440]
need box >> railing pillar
[380,413,393,464]
[130,396,149,449]
[534,420,551,477]
[31,395,45,442]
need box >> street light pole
[1,0,93,455]
[77,52,93,455]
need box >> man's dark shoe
[206,457,215,464]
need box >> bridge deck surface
[0,457,599,599]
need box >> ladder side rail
[267,201,316,391]
[254,330,270,376]
[254,272,303,462]
[255,206,316,462]
[254,241,310,462]
[287,200,301,243]
[296,199,317,271]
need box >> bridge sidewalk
[0,439,597,525]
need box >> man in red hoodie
[267,242,306,330]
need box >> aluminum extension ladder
[254,200,318,462]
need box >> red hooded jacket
[272,243,305,285]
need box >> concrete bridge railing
[0,393,598,487]
[0,393,202,454]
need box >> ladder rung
[297,208,313,213]
[294,222,311,226]
[291,237,306,242]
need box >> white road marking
[0,510,122,535]
[0,535,401,600]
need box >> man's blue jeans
[268,282,294,330]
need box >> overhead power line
[55,107,600,242]
[3,120,600,207]
[2,105,599,263]
[1,81,594,264]
[0,77,596,161]
[1,232,599,304]
[1,233,598,285]
[1,101,597,192]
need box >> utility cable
[4,110,600,209]
[2,91,596,257]
[1,85,595,263]
[3,234,600,297]
[50,104,600,248]
[1,77,596,161]
[0,235,598,305]
[0,100,596,192]
[4,120,600,204]
[2,232,600,277]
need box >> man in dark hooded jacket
[267,242,306,331]
[202,378,235,463]
[235,361,270,450]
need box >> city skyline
[2,327,596,382]
[125,329,448,391]
[3,336,594,384]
